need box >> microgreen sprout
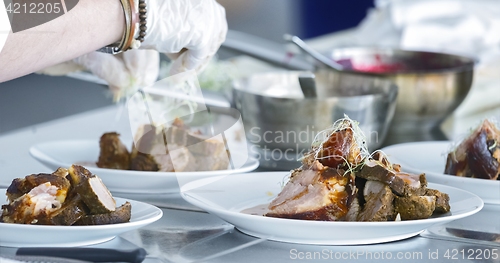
[301,115,370,175]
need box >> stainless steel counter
[0,75,498,263]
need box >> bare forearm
[0,0,124,82]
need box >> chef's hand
[38,49,159,101]
[141,0,227,75]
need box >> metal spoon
[298,73,317,98]
[284,34,344,71]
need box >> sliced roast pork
[36,194,89,225]
[129,122,229,172]
[265,117,367,222]
[2,181,70,224]
[358,152,427,196]
[130,124,163,171]
[75,201,131,225]
[68,165,116,214]
[266,161,356,221]
[6,172,70,203]
[1,166,130,225]
[261,116,451,222]
[2,170,73,224]
[357,181,395,221]
[357,152,450,220]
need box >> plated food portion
[381,119,500,204]
[97,118,230,172]
[265,117,450,222]
[445,119,500,180]
[1,165,130,225]
[27,134,259,194]
[0,166,162,247]
[180,173,482,245]
[179,116,482,244]
[0,195,162,247]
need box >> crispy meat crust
[96,132,130,170]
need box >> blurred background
[2,0,500,144]
[217,0,374,42]
[0,0,375,133]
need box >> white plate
[29,140,259,194]
[180,172,483,245]
[0,197,162,247]
[381,141,500,204]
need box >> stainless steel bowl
[232,70,398,169]
[327,47,475,144]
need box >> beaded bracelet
[137,0,147,42]
[130,0,147,49]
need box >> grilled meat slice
[6,173,71,204]
[256,115,451,222]
[358,153,426,196]
[344,197,360,221]
[68,164,93,186]
[266,161,356,221]
[130,124,167,171]
[130,123,229,172]
[130,125,177,172]
[445,119,500,180]
[357,181,395,221]
[152,144,196,172]
[132,142,197,172]
[164,124,227,156]
[131,124,165,159]
[394,195,436,220]
[163,124,204,150]
[2,181,70,224]
[164,125,230,170]
[130,153,159,171]
[68,165,116,214]
[36,194,89,225]
[96,132,130,170]
[2,166,129,226]
[74,201,131,225]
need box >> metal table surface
[0,101,499,263]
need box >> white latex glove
[75,50,160,100]
[141,0,228,75]
[38,49,160,101]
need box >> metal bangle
[97,0,133,54]
[122,0,138,51]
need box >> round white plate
[381,141,500,204]
[0,197,162,247]
[180,172,483,245]
[29,140,259,194]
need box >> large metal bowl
[232,70,398,169]
[327,47,475,144]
